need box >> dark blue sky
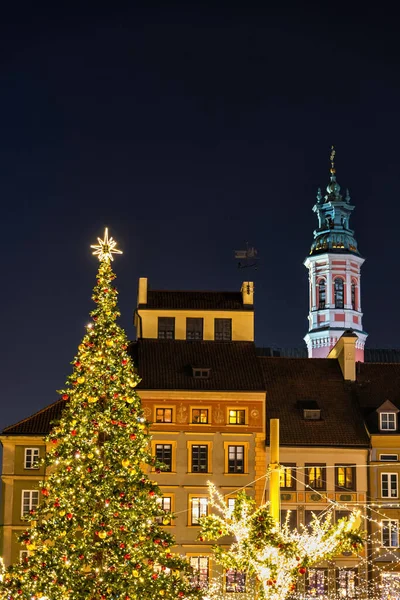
[1,3,399,432]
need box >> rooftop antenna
[234,242,259,270]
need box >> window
[280,464,296,490]
[156,496,172,524]
[335,465,356,491]
[381,573,400,599]
[155,408,173,423]
[192,368,210,379]
[281,509,297,531]
[335,510,351,524]
[307,569,327,596]
[305,464,326,490]
[381,473,398,498]
[20,550,29,562]
[227,497,236,512]
[334,277,344,309]
[227,445,244,473]
[192,409,209,424]
[191,445,208,473]
[158,317,175,340]
[228,409,246,425]
[382,520,399,547]
[186,318,203,340]
[24,448,40,470]
[21,490,39,518]
[304,510,325,530]
[190,556,209,588]
[337,569,357,598]
[226,569,246,593]
[155,444,172,472]
[380,454,398,462]
[191,497,208,525]
[380,412,397,431]
[351,281,357,310]
[318,279,326,310]
[215,318,232,341]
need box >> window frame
[334,277,344,309]
[280,463,297,491]
[214,318,232,341]
[318,279,326,310]
[382,519,399,547]
[156,494,174,526]
[188,495,209,526]
[24,448,40,470]
[190,444,209,474]
[224,442,249,475]
[154,406,174,424]
[305,463,326,491]
[151,440,177,473]
[155,443,173,472]
[21,490,39,519]
[227,407,247,426]
[157,317,175,340]
[186,317,204,341]
[188,554,210,589]
[335,464,356,491]
[381,472,398,498]
[191,408,210,424]
[380,412,397,431]
[380,454,399,462]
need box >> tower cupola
[304,147,368,361]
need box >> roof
[2,399,66,435]
[131,339,264,391]
[259,357,369,447]
[139,290,251,311]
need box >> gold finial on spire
[330,145,336,175]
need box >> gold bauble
[132,570,139,578]
[106,340,113,347]
[122,459,130,468]
[98,531,107,539]
[125,397,134,404]
[88,396,98,404]
[77,376,85,384]
[88,453,94,459]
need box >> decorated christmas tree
[0,230,201,600]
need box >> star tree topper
[91,227,123,262]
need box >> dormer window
[297,400,321,420]
[192,367,211,379]
[380,413,397,431]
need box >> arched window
[334,278,344,309]
[351,281,357,310]
[318,279,326,310]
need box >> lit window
[307,569,327,596]
[156,497,172,524]
[381,473,398,498]
[19,550,29,562]
[155,444,172,472]
[382,520,399,547]
[186,318,203,340]
[380,413,397,431]
[215,318,232,341]
[21,490,39,517]
[155,408,173,423]
[191,497,208,525]
[158,317,175,340]
[191,445,208,473]
[228,445,244,473]
[24,448,40,470]
[226,569,246,593]
[336,465,356,491]
[192,409,209,424]
[229,410,246,425]
[318,279,326,310]
[334,278,344,309]
[305,464,326,490]
[190,556,209,588]
[337,569,357,598]
[280,464,296,490]
[227,498,236,512]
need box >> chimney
[241,282,254,306]
[327,330,357,381]
[138,277,148,306]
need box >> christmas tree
[1,230,201,600]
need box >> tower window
[351,281,357,310]
[318,279,326,310]
[334,278,344,309]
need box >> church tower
[304,147,367,361]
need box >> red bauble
[122,359,127,365]
[51,438,58,444]
[66,513,73,520]
[41,488,49,497]
[71,430,77,436]
[299,567,307,575]
[149,490,155,497]
[120,543,125,549]
[154,538,161,544]
[130,434,136,440]
[62,394,69,401]
[267,580,273,586]
[79,554,84,560]
[152,574,158,580]
[124,554,131,560]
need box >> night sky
[1,3,399,432]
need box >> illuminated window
[229,409,246,425]
[226,569,246,593]
[227,445,244,473]
[334,278,344,309]
[215,318,232,341]
[191,497,208,525]
[191,445,208,473]
[381,473,398,498]
[382,520,399,547]
[307,569,327,596]
[305,464,326,490]
[19,550,29,562]
[318,279,326,309]
[335,465,356,491]
[190,556,209,588]
[192,409,209,424]
[186,318,203,340]
[158,317,175,340]
[337,569,357,598]
[280,464,296,490]
[24,448,40,469]
[155,444,172,472]
[351,281,357,310]
[21,490,39,518]
[380,412,397,431]
[227,497,236,512]
[155,408,173,423]
[156,497,172,524]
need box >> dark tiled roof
[131,339,264,391]
[259,357,369,447]
[2,399,65,435]
[139,290,250,311]
[365,348,400,363]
